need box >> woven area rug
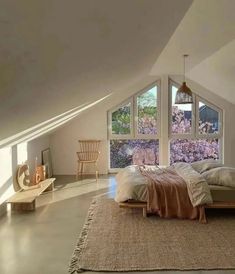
[69,198,235,273]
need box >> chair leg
[95,162,98,182]
[76,162,80,180]
[80,162,84,179]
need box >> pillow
[191,159,223,174]
[202,167,235,188]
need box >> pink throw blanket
[139,166,205,222]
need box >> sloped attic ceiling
[0,0,193,141]
[151,0,235,104]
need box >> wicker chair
[76,140,101,181]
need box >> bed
[115,160,235,222]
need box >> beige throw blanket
[140,166,206,222]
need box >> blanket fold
[139,166,206,222]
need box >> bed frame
[119,201,235,223]
[119,201,147,217]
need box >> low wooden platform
[119,200,235,222]
[7,178,55,211]
[205,201,235,209]
[119,201,147,217]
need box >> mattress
[115,165,235,203]
[209,185,235,202]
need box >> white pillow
[202,167,235,188]
[191,159,223,174]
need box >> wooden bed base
[205,201,235,209]
[119,201,235,222]
[119,202,147,217]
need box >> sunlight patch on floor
[36,177,116,207]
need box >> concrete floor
[0,175,234,274]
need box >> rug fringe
[68,198,98,273]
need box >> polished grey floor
[0,175,234,274]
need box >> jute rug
[69,198,235,273]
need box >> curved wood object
[17,164,40,191]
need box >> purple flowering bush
[110,139,159,168]
[172,106,191,134]
[137,87,158,135]
[170,138,219,164]
[109,97,220,168]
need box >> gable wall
[50,75,235,175]
[50,76,158,175]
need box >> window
[171,85,192,134]
[110,139,159,168]
[198,101,219,135]
[108,82,160,169]
[136,86,158,135]
[169,80,222,164]
[107,79,223,170]
[170,138,219,164]
[110,100,132,137]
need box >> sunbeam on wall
[17,142,28,165]
[0,147,13,205]
[0,94,112,149]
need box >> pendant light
[175,54,193,104]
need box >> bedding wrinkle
[140,167,199,220]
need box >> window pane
[112,103,131,135]
[170,138,219,164]
[137,86,157,135]
[110,139,159,168]
[171,85,192,134]
[199,102,219,134]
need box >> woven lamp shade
[175,82,193,104]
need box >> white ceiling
[1,0,235,144]
[0,0,193,141]
[189,39,235,104]
[151,0,235,103]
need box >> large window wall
[108,83,160,169]
[169,81,222,164]
[108,79,223,170]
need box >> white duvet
[115,163,213,207]
[115,165,161,203]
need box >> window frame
[108,78,224,171]
[196,96,223,139]
[108,81,160,171]
[134,82,161,139]
[169,79,223,164]
[108,98,134,140]
[169,80,196,139]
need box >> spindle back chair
[76,140,101,181]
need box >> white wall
[27,136,50,179]
[50,75,235,175]
[50,76,158,175]
[0,147,14,217]
[0,135,50,216]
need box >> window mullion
[194,95,199,138]
[132,96,136,139]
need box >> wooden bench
[7,178,55,211]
